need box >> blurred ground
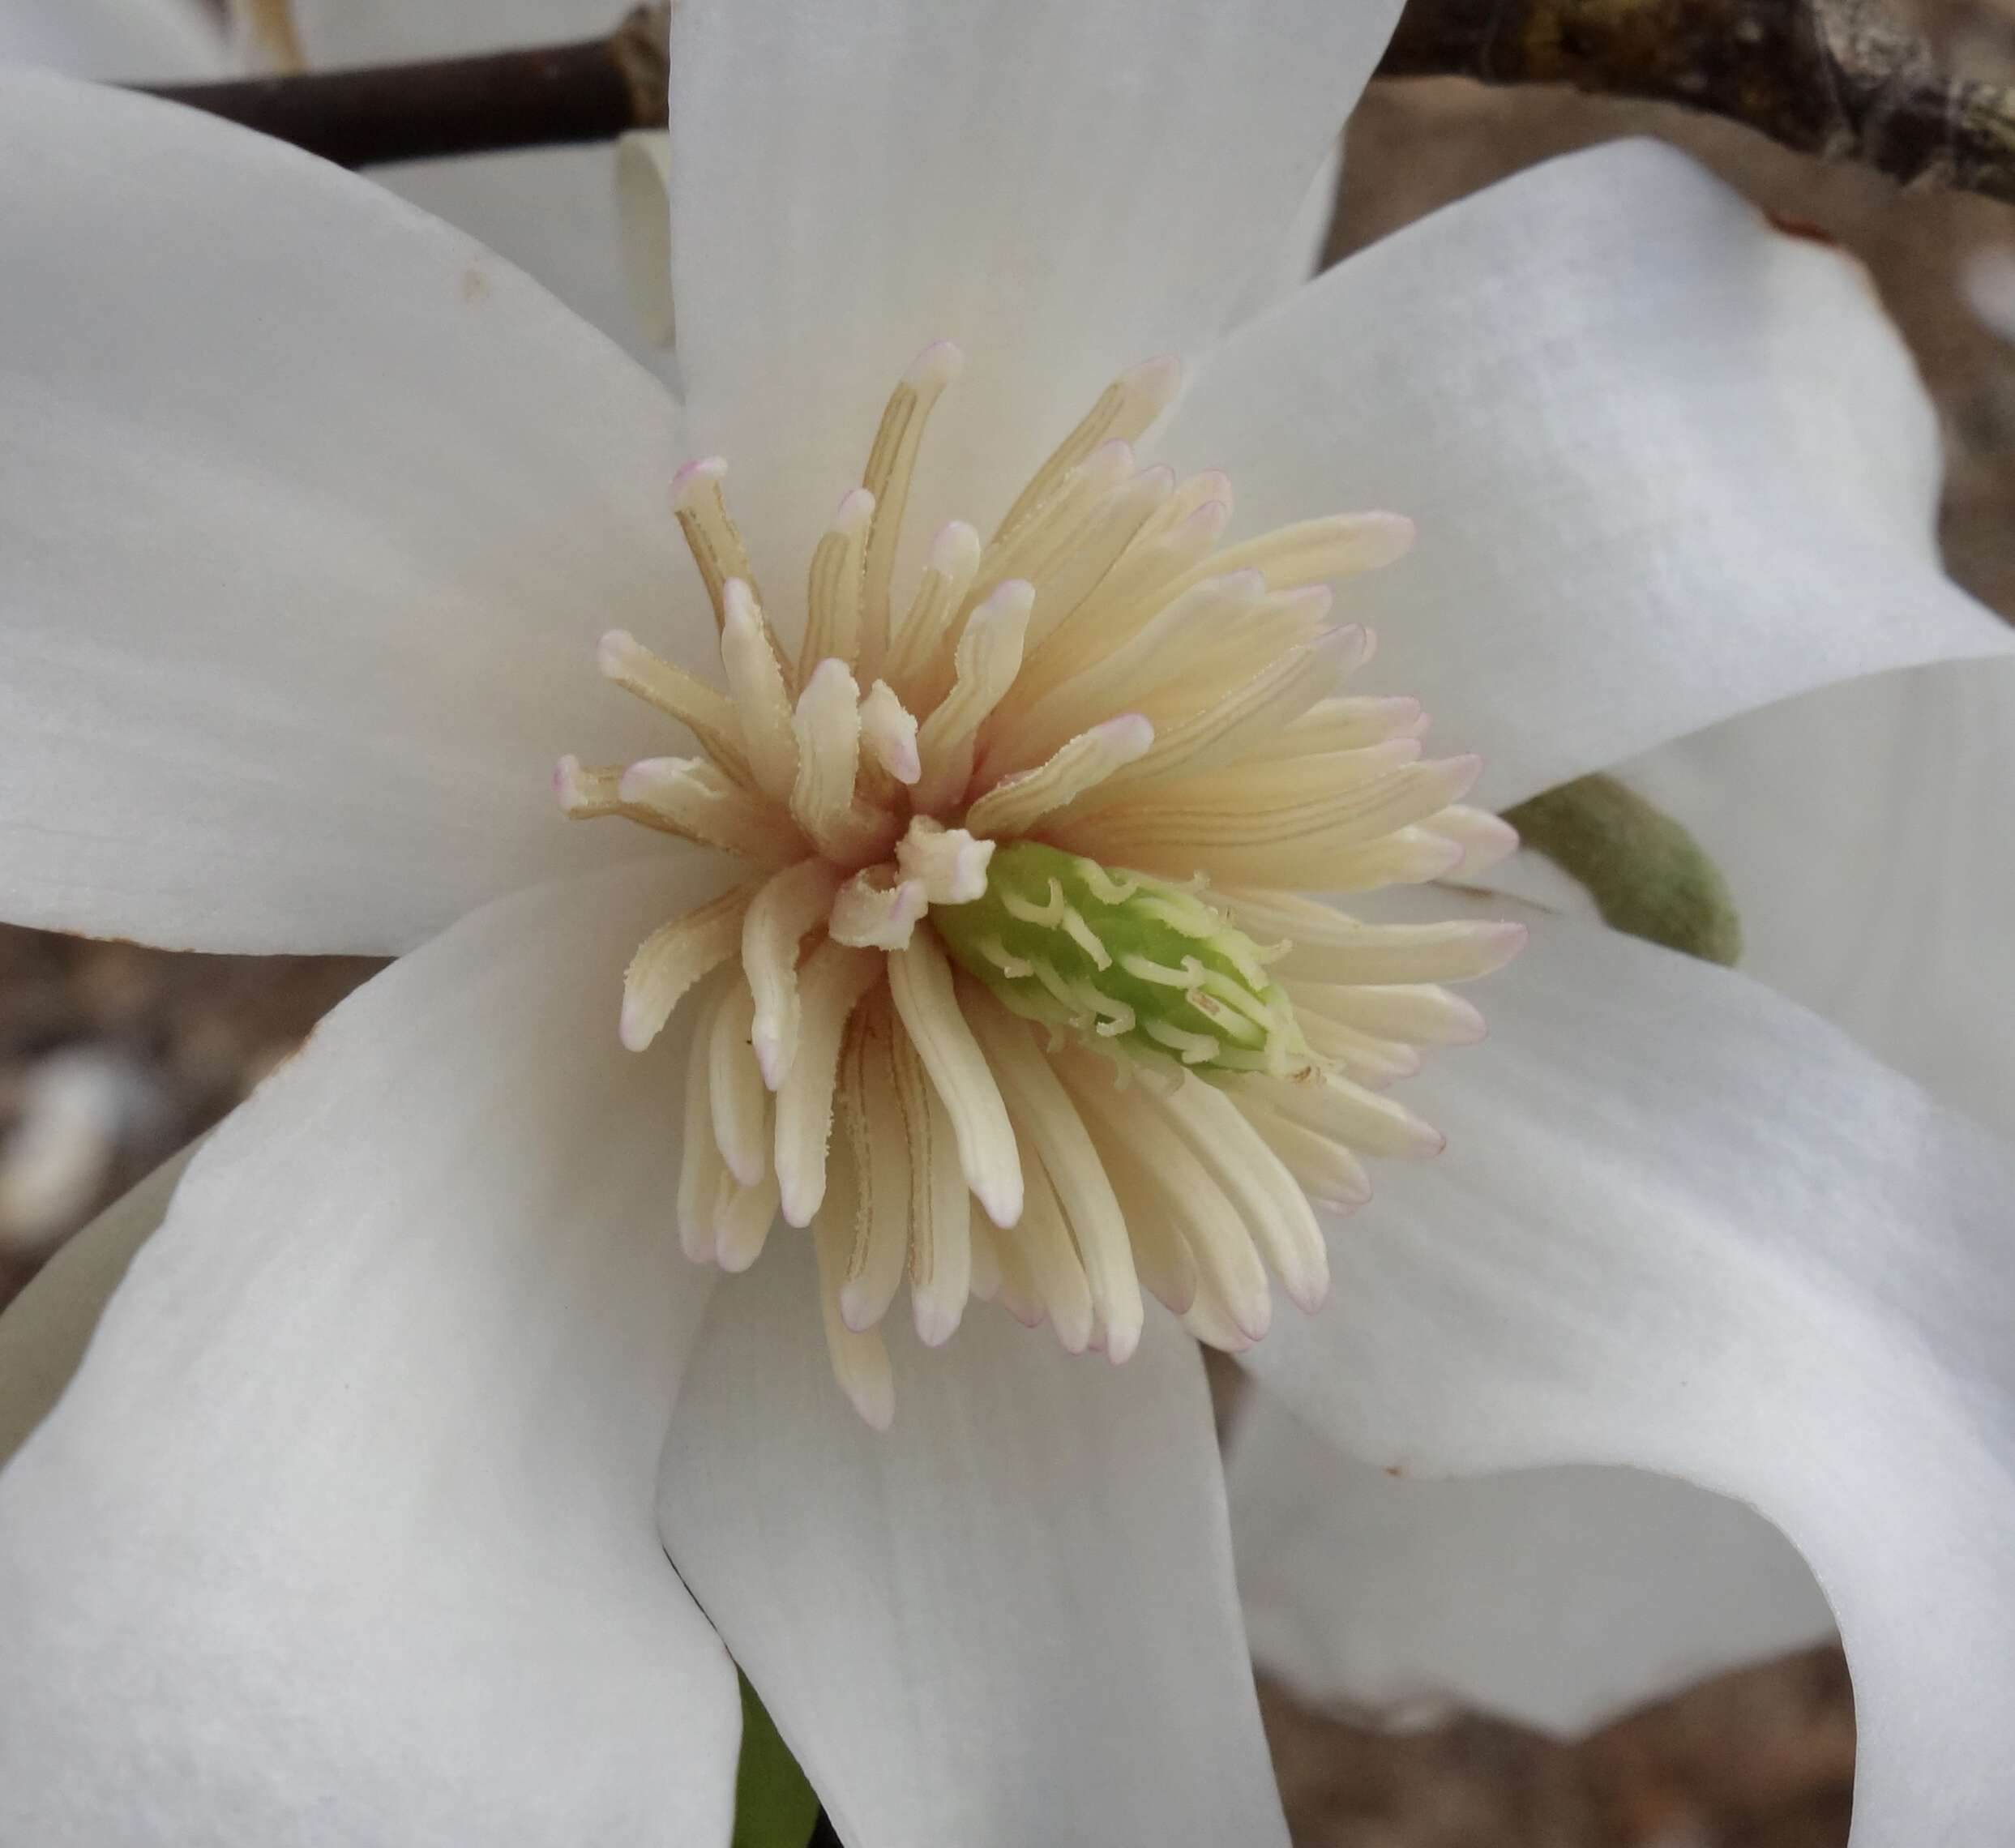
[6,3,2015,1842]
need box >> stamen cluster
[560,344,1522,1423]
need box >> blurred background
[6,0,2013,1841]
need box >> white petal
[0,0,225,79]
[280,1,672,362]
[662,1241,1287,1848]
[0,861,739,1844]
[666,0,1405,588]
[370,152,673,371]
[0,71,698,954]
[1225,138,1341,330]
[1621,657,2015,1143]
[1234,895,2015,1844]
[1158,139,2013,810]
[1226,1392,1834,1737]
[0,1143,196,1465]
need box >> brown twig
[141,3,669,169]
[135,0,2015,206]
[1375,0,2015,204]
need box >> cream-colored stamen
[857,679,922,786]
[912,580,1033,814]
[859,340,963,676]
[883,519,982,701]
[621,883,757,1054]
[671,456,759,625]
[800,489,875,678]
[719,581,799,802]
[561,345,1516,1422]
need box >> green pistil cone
[933,841,1303,1077]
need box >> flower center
[557,344,1521,1426]
[932,841,1305,1080]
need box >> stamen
[982,570,1264,779]
[1236,1068,1447,1160]
[858,340,963,676]
[789,658,896,866]
[1156,1072,1328,1311]
[966,1204,1005,1303]
[719,580,799,802]
[828,868,930,951]
[991,355,1183,542]
[598,629,754,782]
[1244,694,1428,761]
[1055,755,1482,888]
[894,815,995,905]
[715,1173,781,1274]
[1219,893,1527,986]
[677,980,733,1260]
[1055,625,1365,816]
[857,679,922,785]
[912,579,1033,813]
[775,939,883,1226]
[1160,509,1415,602]
[886,930,1024,1229]
[835,1003,912,1333]
[671,456,759,626]
[971,440,1132,610]
[883,520,982,703]
[1231,1097,1374,1212]
[1039,492,1231,680]
[965,714,1154,838]
[708,977,770,1187]
[1286,980,1487,1046]
[552,755,626,821]
[620,881,759,1053]
[742,858,847,1088]
[1069,1062,1272,1341]
[810,1139,895,1430]
[966,992,1144,1362]
[900,1025,973,1348]
[1020,464,1174,652]
[1421,804,1522,875]
[618,756,806,863]
[799,488,875,679]
[1010,1151,1096,1354]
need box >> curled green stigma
[932,841,1309,1079]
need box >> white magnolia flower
[252,0,2015,1740]
[2,6,2014,1847]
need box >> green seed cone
[932,841,1305,1077]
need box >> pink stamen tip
[552,755,588,808]
[1358,511,1417,568]
[1123,353,1184,405]
[832,486,876,531]
[1097,713,1155,756]
[930,520,982,573]
[907,339,965,388]
[670,456,728,510]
